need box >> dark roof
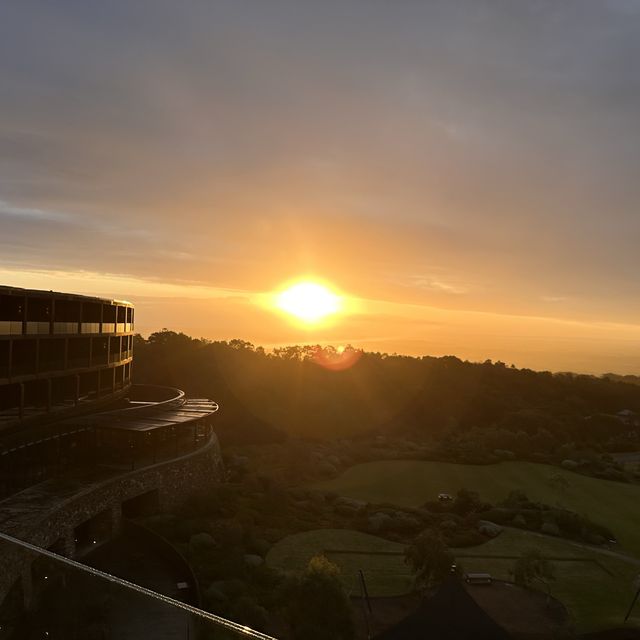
[74,399,219,433]
[374,576,512,640]
[0,284,132,306]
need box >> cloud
[0,1,639,370]
[0,200,72,223]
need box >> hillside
[133,332,640,452]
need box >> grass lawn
[312,460,640,556]
[266,529,412,597]
[267,528,640,632]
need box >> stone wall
[0,433,224,607]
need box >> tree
[512,549,555,592]
[453,488,482,515]
[283,556,354,640]
[405,530,455,590]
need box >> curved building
[0,285,224,627]
[0,286,134,429]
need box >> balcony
[80,323,100,334]
[25,322,50,335]
[0,321,23,335]
[53,322,79,335]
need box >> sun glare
[275,281,342,323]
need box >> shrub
[541,522,560,536]
[281,556,354,640]
[448,530,485,547]
[512,549,555,587]
[405,530,455,589]
[512,514,527,527]
[229,595,269,631]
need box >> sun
[275,281,342,323]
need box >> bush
[229,595,269,631]
[405,530,455,589]
[512,549,555,587]
[282,556,354,640]
[541,521,560,536]
[512,514,527,527]
[448,530,485,547]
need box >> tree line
[133,330,640,451]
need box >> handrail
[100,384,187,418]
[0,530,278,640]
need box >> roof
[374,576,512,640]
[0,284,132,307]
[81,399,219,433]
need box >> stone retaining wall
[0,434,224,607]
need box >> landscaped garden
[313,460,640,556]
[267,526,640,632]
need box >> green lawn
[312,460,640,556]
[266,529,412,597]
[267,527,640,632]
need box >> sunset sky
[2,1,640,374]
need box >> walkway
[85,535,196,640]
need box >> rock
[244,554,265,567]
[561,459,579,470]
[478,520,503,537]
[335,504,358,517]
[327,455,341,466]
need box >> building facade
[0,286,134,428]
[0,285,224,622]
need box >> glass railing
[80,323,100,334]
[0,322,23,335]
[53,322,78,335]
[0,531,277,640]
[25,322,50,335]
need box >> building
[0,286,224,623]
[0,285,134,428]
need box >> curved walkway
[85,535,195,640]
[504,527,640,567]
